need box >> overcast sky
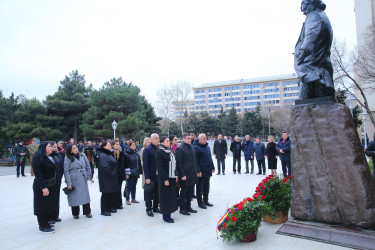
[0,0,357,105]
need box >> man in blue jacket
[143,133,160,217]
[242,135,254,174]
[276,132,292,177]
[195,134,215,209]
[251,137,266,175]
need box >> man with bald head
[194,134,215,209]
[143,133,160,217]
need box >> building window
[208,93,222,98]
[225,97,241,102]
[283,93,299,97]
[263,88,279,93]
[225,103,241,107]
[264,100,280,104]
[244,102,261,106]
[284,99,296,103]
[264,94,280,99]
[283,80,298,86]
[224,92,240,96]
[195,90,205,94]
[208,88,222,92]
[264,82,279,87]
[224,86,241,91]
[243,90,261,95]
[195,101,205,104]
[244,96,260,100]
[244,107,256,112]
[208,99,222,103]
[243,84,260,89]
[209,104,222,109]
[195,106,205,110]
[195,95,205,99]
[283,87,299,91]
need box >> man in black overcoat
[213,134,227,175]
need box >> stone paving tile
[0,157,346,250]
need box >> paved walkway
[0,157,345,250]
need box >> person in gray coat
[64,144,92,219]
[251,137,266,175]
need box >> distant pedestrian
[242,135,254,174]
[64,144,92,219]
[230,136,242,174]
[252,137,266,175]
[83,140,96,183]
[365,140,375,181]
[140,137,151,188]
[156,136,178,223]
[276,132,292,177]
[124,140,143,205]
[266,136,278,176]
[32,141,59,233]
[213,134,227,175]
[14,139,28,177]
[28,138,39,176]
[49,142,64,223]
[112,140,126,209]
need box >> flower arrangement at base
[217,197,269,242]
[255,175,291,223]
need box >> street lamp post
[362,112,368,149]
[345,93,357,117]
[268,107,271,136]
[112,120,117,140]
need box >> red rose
[253,193,258,199]
[259,183,265,189]
[231,216,237,222]
[258,191,262,195]
[262,195,265,200]
[218,226,222,231]
[238,205,243,210]
[256,187,261,192]
[247,197,253,202]
[223,223,227,228]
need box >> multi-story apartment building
[355,0,375,139]
[192,74,299,117]
[172,100,195,121]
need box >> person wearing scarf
[111,140,126,209]
[156,136,178,223]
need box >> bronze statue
[294,0,335,99]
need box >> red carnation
[238,205,243,210]
[231,216,237,222]
[223,223,227,228]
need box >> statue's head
[301,0,326,15]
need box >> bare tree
[331,35,375,129]
[156,81,193,135]
[269,107,292,137]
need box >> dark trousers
[90,163,95,179]
[179,184,194,210]
[72,203,91,216]
[115,180,123,208]
[37,214,52,228]
[245,159,254,173]
[145,182,159,212]
[281,160,291,177]
[16,161,25,176]
[163,213,172,221]
[257,159,266,174]
[101,192,116,213]
[233,156,241,173]
[197,177,210,205]
[217,159,225,174]
[126,176,138,201]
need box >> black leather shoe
[180,210,190,216]
[164,218,174,223]
[48,220,55,225]
[109,209,117,213]
[101,212,111,216]
[204,202,214,207]
[198,204,207,209]
[86,214,92,218]
[223,173,225,175]
[186,208,197,213]
[233,172,236,174]
[54,218,62,222]
[153,209,161,213]
[263,173,266,175]
[216,173,221,175]
[238,172,241,174]
[73,215,79,219]
[117,206,124,210]
[39,227,55,234]
[147,211,154,217]
[245,171,249,174]
[256,173,262,175]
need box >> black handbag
[62,186,75,195]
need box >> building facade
[355,0,375,140]
[192,74,299,117]
[172,100,195,121]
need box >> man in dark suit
[213,134,227,175]
[176,133,201,215]
[276,132,292,177]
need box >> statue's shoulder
[306,10,325,22]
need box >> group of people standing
[214,132,292,177]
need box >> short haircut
[182,133,190,139]
[127,140,136,147]
[245,135,250,138]
[235,135,239,139]
[198,133,206,139]
[151,133,159,139]
[283,132,288,134]
[187,130,195,134]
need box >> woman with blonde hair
[140,137,151,187]
[266,135,278,176]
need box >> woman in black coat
[97,141,120,216]
[124,141,143,205]
[266,136,278,176]
[156,136,178,223]
[32,141,59,233]
[112,140,126,209]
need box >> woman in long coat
[156,136,178,223]
[266,136,278,176]
[124,141,143,205]
[64,144,92,219]
[97,141,119,216]
[32,141,59,233]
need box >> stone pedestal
[278,102,375,248]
